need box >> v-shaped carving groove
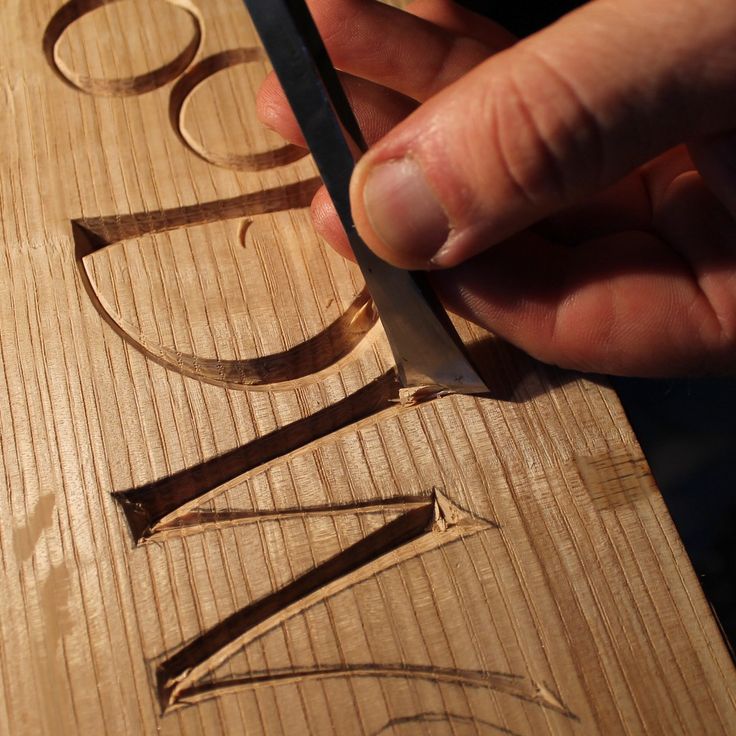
[157,489,503,712]
[114,370,401,541]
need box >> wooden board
[1,1,734,733]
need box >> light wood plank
[0,1,733,733]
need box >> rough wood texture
[2,1,734,734]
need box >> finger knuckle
[485,48,606,206]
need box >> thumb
[350,0,736,269]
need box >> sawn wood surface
[1,0,734,733]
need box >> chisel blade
[243,0,488,394]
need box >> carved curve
[373,711,525,736]
[169,48,307,170]
[170,666,577,724]
[87,267,376,389]
[71,180,379,391]
[42,0,203,96]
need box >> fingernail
[362,158,450,265]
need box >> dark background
[456,0,736,653]
[615,377,736,656]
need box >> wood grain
[1,0,734,733]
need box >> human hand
[257,0,736,376]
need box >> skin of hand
[257,0,736,377]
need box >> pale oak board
[0,0,734,734]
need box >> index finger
[302,0,514,101]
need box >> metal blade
[243,0,488,394]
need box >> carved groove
[114,371,401,541]
[43,0,203,96]
[174,666,577,723]
[72,179,378,389]
[155,495,431,537]
[157,490,500,711]
[73,179,320,245]
[158,502,435,708]
[374,711,544,736]
[169,49,307,170]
